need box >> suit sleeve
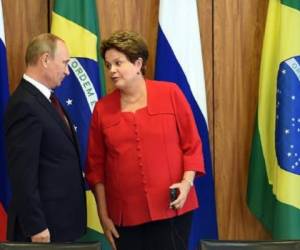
[86,102,106,188]
[5,101,47,237]
[171,85,205,175]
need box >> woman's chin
[114,81,126,89]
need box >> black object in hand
[170,188,178,202]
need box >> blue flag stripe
[0,35,11,212]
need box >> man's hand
[31,228,50,242]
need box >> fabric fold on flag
[155,0,218,249]
[247,0,300,239]
[51,1,109,249]
[0,0,11,241]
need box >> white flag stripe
[159,0,208,122]
[0,1,5,44]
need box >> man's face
[46,40,70,89]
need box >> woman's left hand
[169,179,192,210]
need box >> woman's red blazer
[86,80,205,226]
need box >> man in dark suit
[4,33,86,242]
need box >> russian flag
[155,1,218,249]
[0,0,11,241]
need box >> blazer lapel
[21,80,74,144]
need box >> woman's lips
[111,77,120,82]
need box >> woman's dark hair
[101,31,149,75]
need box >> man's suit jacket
[4,79,87,242]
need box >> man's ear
[40,53,49,68]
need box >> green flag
[51,1,110,249]
[247,0,300,238]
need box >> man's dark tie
[50,93,70,129]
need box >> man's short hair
[25,33,64,66]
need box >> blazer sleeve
[170,85,205,175]
[86,102,106,188]
[5,101,47,237]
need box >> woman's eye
[105,63,111,69]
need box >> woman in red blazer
[86,31,205,250]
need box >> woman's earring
[137,71,140,75]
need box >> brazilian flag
[51,1,110,249]
[247,0,300,238]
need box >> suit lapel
[21,80,74,144]
[62,104,82,160]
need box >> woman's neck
[120,79,146,101]
[120,79,147,111]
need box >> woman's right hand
[92,183,119,249]
[101,216,119,250]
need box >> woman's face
[104,48,142,90]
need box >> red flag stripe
[0,203,7,241]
